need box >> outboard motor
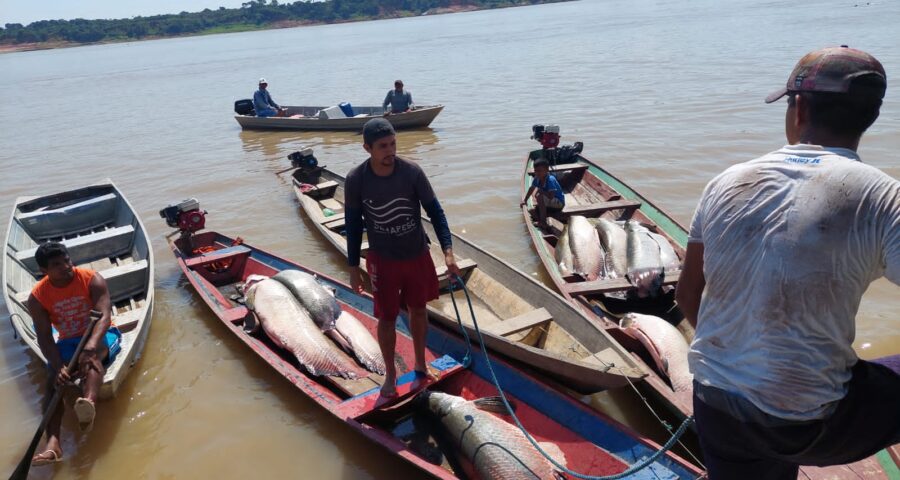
[288,148,324,184]
[531,124,560,150]
[556,141,584,164]
[159,198,206,233]
[234,99,255,116]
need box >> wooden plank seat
[15,225,135,274]
[111,308,146,333]
[481,308,553,337]
[303,180,339,199]
[184,245,252,268]
[527,163,589,176]
[13,259,150,305]
[17,193,117,240]
[322,216,346,231]
[436,258,477,284]
[565,269,682,296]
[561,199,642,218]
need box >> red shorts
[366,248,439,321]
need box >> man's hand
[444,249,462,285]
[55,366,72,386]
[350,267,365,294]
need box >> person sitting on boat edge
[675,46,900,480]
[383,79,413,115]
[521,158,565,230]
[253,78,286,117]
[344,118,461,398]
[26,242,122,466]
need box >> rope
[448,273,695,479]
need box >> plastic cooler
[339,102,354,117]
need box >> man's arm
[383,91,392,110]
[406,92,413,112]
[28,295,64,375]
[344,172,366,292]
[86,273,112,350]
[521,185,536,206]
[675,242,705,328]
[422,198,460,279]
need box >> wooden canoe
[234,105,443,131]
[165,227,704,479]
[3,179,154,399]
[521,148,900,479]
[289,166,649,394]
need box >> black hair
[799,74,885,137]
[34,242,69,269]
[533,158,550,169]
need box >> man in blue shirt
[253,78,285,117]
[521,158,565,229]
[383,80,413,115]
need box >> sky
[0,0,256,26]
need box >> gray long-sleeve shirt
[253,88,279,112]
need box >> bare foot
[379,384,398,398]
[414,365,441,383]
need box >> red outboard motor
[531,124,560,150]
[159,198,206,233]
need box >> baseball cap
[765,46,886,103]
[259,77,267,85]
[362,118,395,145]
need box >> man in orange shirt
[26,242,120,466]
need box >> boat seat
[527,163,589,176]
[112,308,146,333]
[436,258,477,280]
[184,245,251,268]
[323,216,346,231]
[561,199,642,218]
[481,308,553,337]
[17,193,117,240]
[304,181,339,199]
[13,259,149,305]
[565,269,681,296]
[15,225,135,274]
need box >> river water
[1,0,898,477]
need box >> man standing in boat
[383,80,413,115]
[345,118,460,398]
[676,46,900,479]
[253,78,286,117]
[26,242,120,466]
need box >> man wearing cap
[382,80,413,115]
[344,118,460,398]
[253,78,285,117]
[676,46,899,479]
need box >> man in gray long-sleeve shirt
[345,118,459,398]
[383,80,413,115]
[253,78,285,117]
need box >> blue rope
[448,274,695,479]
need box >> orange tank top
[31,267,97,340]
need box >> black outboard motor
[288,148,323,184]
[234,99,255,116]
[556,141,584,164]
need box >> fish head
[422,391,465,418]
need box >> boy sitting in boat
[521,158,565,229]
[26,242,120,466]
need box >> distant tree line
[1,0,556,45]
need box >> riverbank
[0,3,508,55]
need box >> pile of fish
[242,270,386,378]
[423,391,566,480]
[556,215,680,296]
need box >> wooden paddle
[8,310,102,480]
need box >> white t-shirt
[688,144,900,421]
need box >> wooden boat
[3,180,154,399]
[166,226,704,479]
[289,166,649,394]
[234,104,443,131]
[521,148,900,479]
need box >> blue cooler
[338,102,354,117]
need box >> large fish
[273,270,386,375]
[556,215,605,280]
[595,218,628,278]
[648,232,681,270]
[244,278,360,379]
[272,269,339,331]
[423,392,566,480]
[625,220,663,297]
[619,313,693,398]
